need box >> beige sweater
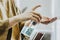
[0,0,24,40]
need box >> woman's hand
[40,17,57,25]
[19,5,42,23]
[9,5,42,27]
[19,11,42,23]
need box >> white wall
[55,0,60,19]
[56,20,60,40]
[19,0,52,17]
[55,0,60,40]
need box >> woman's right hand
[9,5,41,27]
[19,5,42,23]
[19,11,42,23]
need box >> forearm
[9,15,23,27]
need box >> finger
[31,11,42,20]
[32,14,40,22]
[49,17,57,23]
[40,17,57,24]
[25,20,31,26]
[40,19,50,25]
[32,16,40,22]
[32,5,41,11]
[30,16,39,23]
